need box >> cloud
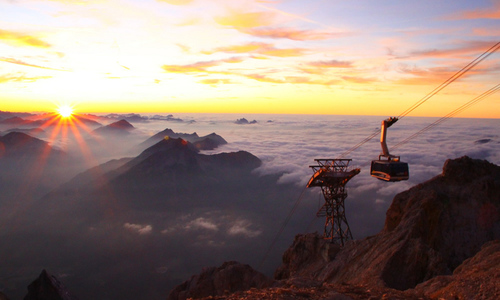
[240,27,335,41]
[0,29,51,48]
[244,73,285,84]
[308,59,354,68]
[202,42,307,58]
[161,57,244,74]
[123,223,153,235]
[157,0,194,5]
[0,73,52,83]
[227,220,262,238]
[214,10,275,28]
[409,41,497,59]
[185,217,219,231]
[447,1,500,20]
[0,57,68,71]
[198,78,234,85]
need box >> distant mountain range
[138,128,227,151]
[0,126,297,299]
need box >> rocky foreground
[168,156,500,300]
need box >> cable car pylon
[306,159,360,245]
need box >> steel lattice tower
[307,159,360,246]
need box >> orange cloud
[244,73,336,86]
[0,57,67,71]
[199,78,234,85]
[409,41,499,59]
[157,0,194,5]
[0,29,51,48]
[202,42,306,57]
[161,57,244,73]
[395,65,465,85]
[473,27,500,36]
[0,73,51,83]
[308,59,353,68]
[452,1,500,20]
[202,43,267,54]
[214,11,274,28]
[245,73,284,84]
[240,27,335,41]
[259,47,306,57]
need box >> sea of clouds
[135,113,500,239]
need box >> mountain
[167,156,500,299]
[167,262,273,300]
[92,119,135,136]
[4,136,296,300]
[0,132,70,208]
[24,270,79,300]
[0,116,29,125]
[137,128,227,152]
[0,131,54,157]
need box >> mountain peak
[24,269,79,300]
[108,119,134,130]
[0,131,49,154]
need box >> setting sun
[57,105,74,118]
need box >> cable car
[371,155,409,181]
[370,117,409,182]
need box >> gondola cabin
[370,157,409,182]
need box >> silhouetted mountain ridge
[138,128,227,152]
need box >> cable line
[257,185,308,270]
[259,42,499,269]
[337,41,500,158]
[393,83,500,150]
[397,41,500,119]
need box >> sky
[1,0,499,117]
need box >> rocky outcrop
[274,233,340,280]
[167,261,273,300]
[275,156,500,291]
[24,270,79,300]
[415,239,500,299]
[0,292,10,300]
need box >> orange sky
[1,0,499,118]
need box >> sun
[57,105,74,118]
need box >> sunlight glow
[57,105,74,118]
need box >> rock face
[415,239,500,299]
[0,292,10,300]
[24,270,79,300]
[274,233,340,280]
[167,261,274,300]
[276,156,500,291]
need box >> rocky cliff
[277,156,500,290]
